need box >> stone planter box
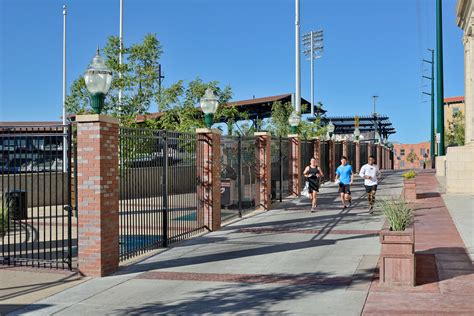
[403,179,417,201]
[379,226,415,287]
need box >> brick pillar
[76,114,119,277]
[289,134,301,196]
[377,144,382,169]
[355,141,361,172]
[313,137,321,167]
[329,140,336,181]
[196,128,221,231]
[254,132,271,211]
[368,143,373,162]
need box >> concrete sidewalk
[11,172,404,316]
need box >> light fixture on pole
[302,29,323,117]
[375,131,381,144]
[84,47,113,114]
[353,127,361,142]
[200,88,219,128]
[288,111,301,134]
[327,120,335,138]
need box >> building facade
[393,141,430,170]
[444,96,465,129]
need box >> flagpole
[118,0,123,113]
[62,4,68,171]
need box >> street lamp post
[84,48,113,114]
[288,111,301,134]
[200,88,219,128]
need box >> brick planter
[403,178,417,201]
[379,226,415,287]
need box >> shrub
[377,198,414,231]
[402,170,416,180]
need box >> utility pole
[62,4,68,171]
[118,0,124,113]
[157,64,165,112]
[303,30,324,117]
[423,49,435,167]
[436,0,445,155]
[295,0,301,114]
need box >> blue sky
[0,0,465,143]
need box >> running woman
[303,157,324,212]
[359,155,381,214]
[335,156,353,209]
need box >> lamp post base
[90,93,105,114]
[204,113,214,128]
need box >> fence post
[313,137,321,166]
[254,132,271,211]
[196,128,221,231]
[355,141,361,172]
[377,144,383,169]
[329,139,336,182]
[289,134,301,195]
[76,114,119,277]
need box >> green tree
[266,101,294,137]
[66,33,163,121]
[446,112,465,147]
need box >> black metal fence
[118,128,203,261]
[319,141,330,182]
[300,140,314,189]
[0,125,75,269]
[270,137,291,201]
[360,142,368,166]
[348,142,356,168]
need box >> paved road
[12,171,404,316]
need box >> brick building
[393,141,430,170]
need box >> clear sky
[0,0,465,143]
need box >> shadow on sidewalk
[112,269,377,315]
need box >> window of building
[420,148,426,156]
[400,149,405,156]
[453,107,460,115]
[410,148,414,153]
[400,161,405,168]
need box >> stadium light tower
[302,30,324,117]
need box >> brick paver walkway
[363,170,474,315]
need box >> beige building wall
[444,97,465,129]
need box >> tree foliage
[446,112,465,147]
[406,152,418,163]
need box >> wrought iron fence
[0,125,75,269]
[360,142,368,166]
[319,141,330,182]
[118,128,203,261]
[348,142,356,168]
[270,137,291,201]
[300,140,314,189]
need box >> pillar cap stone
[288,134,300,138]
[76,114,119,124]
[196,128,221,134]
[254,132,271,136]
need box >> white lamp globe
[288,111,301,127]
[328,121,335,134]
[84,48,112,95]
[354,127,361,138]
[200,88,219,114]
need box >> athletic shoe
[311,208,317,213]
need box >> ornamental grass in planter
[378,198,416,287]
[402,170,417,201]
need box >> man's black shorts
[365,185,378,193]
[338,183,351,194]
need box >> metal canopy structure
[223,93,326,122]
[313,115,396,137]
